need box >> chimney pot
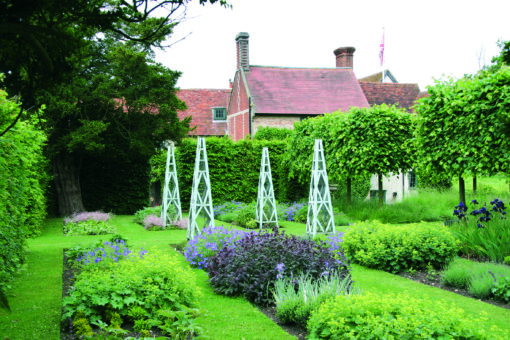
[334,46,356,69]
[236,32,250,72]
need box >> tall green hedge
[80,145,151,215]
[151,137,306,209]
[0,90,48,296]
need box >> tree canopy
[286,104,415,206]
[415,66,510,204]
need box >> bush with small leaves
[307,292,507,339]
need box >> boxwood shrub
[342,221,458,273]
[206,228,351,305]
[307,292,506,339]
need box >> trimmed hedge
[307,292,503,339]
[151,137,306,209]
[0,90,48,296]
[342,221,458,273]
[81,139,151,215]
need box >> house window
[213,107,226,121]
[369,190,386,203]
[408,171,417,189]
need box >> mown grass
[1,194,510,339]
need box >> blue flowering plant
[184,226,249,269]
[66,239,149,272]
[452,198,510,263]
[278,202,307,222]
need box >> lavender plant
[63,211,115,236]
[452,198,510,262]
[184,226,249,269]
[143,214,164,231]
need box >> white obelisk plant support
[306,139,336,237]
[255,147,279,230]
[187,137,215,240]
[161,141,182,228]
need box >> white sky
[154,0,510,91]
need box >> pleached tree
[306,139,335,237]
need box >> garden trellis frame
[255,147,279,230]
[187,137,215,240]
[306,139,335,237]
[161,141,182,228]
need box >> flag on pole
[379,28,385,67]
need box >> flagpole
[380,27,385,82]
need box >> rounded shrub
[62,248,200,324]
[307,292,506,339]
[207,228,351,305]
[342,221,458,273]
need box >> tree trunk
[459,175,466,205]
[346,177,352,207]
[378,174,384,207]
[53,152,85,216]
[472,175,477,194]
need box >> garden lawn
[1,216,510,339]
[0,216,293,340]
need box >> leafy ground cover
[1,209,510,339]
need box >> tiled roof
[177,89,230,136]
[359,82,421,111]
[245,66,369,114]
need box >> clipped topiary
[342,221,458,273]
[207,228,350,305]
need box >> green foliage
[451,199,510,262]
[441,257,510,304]
[0,90,48,298]
[285,105,414,204]
[415,67,510,188]
[64,221,117,236]
[343,221,458,273]
[73,317,94,337]
[273,272,356,327]
[62,248,200,324]
[492,275,510,304]
[253,126,293,141]
[156,306,203,339]
[307,292,500,339]
[151,138,306,210]
[133,206,162,224]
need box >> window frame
[212,107,227,122]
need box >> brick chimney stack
[334,46,356,69]
[236,32,250,72]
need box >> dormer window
[213,107,226,121]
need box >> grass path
[1,216,510,339]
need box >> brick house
[227,32,370,141]
[175,32,425,202]
[176,88,230,136]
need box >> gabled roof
[245,66,369,114]
[359,70,398,83]
[359,82,421,111]
[177,89,230,136]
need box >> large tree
[415,67,510,205]
[1,0,229,216]
[0,0,228,136]
[39,36,192,215]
